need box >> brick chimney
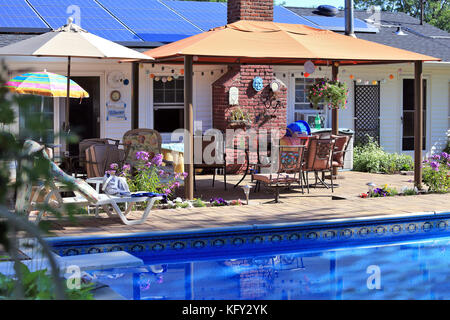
[228,0,274,23]
[212,0,287,173]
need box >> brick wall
[213,0,282,173]
[227,0,274,23]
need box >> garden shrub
[422,152,450,193]
[353,136,414,174]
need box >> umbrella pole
[40,96,44,143]
[65,56,71,133]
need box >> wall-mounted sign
[229,86,239,105]
[252,76,264,92]
[106,101,127,121]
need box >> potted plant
[307,78,349,110]
[229,107,251,127]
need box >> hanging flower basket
[307,78,349,110]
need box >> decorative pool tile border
[47,212,450,258]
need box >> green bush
[422,152,450,193]
[0,262,94,300]
[443,138,450,154]
[353,137,414,174]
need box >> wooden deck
[45,171,450,237]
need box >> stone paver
[45,171,450,237]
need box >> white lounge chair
[20,140,163,226]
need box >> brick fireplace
[212,0,287,171]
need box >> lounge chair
[252,145,306,203]
[20,140,163,226]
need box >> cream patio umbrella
[0,18,152,131]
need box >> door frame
[56,71,105,155]
[400,75,431,154]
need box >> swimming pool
[47,212,450,300]
[89,235,450,300]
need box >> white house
[1,1,448,161]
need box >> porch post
[331,62,339,175]
[414,61,423,189]
[131,62,139,129]
[184,55,194,200]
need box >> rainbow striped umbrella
[5,71,89,98]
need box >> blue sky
[277,0,345,9]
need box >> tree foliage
[354,0,450,32]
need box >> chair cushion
[253,173,299,184]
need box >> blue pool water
[89,235,450,300]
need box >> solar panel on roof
[303,15,378,32]
[27,0,142,42]
[97,0,202,43]
[162,0,227,31]
[274,6,321,28]
[0,0,49,32]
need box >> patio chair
[122,129,162,169]
[85,143,125,178]
[303,136,336,193]
[21,140,163,225]
[252,145,306,203]
[331,134,351,171]
[193,134,227,190]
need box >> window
[294,78,326,128]
[153,77,184,132]
[19,96,54,144]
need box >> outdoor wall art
[106,101,127,121]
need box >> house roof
[287,7,450,62]
[0,5,449,62]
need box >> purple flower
[182,172,188,178]
[431,154,441,161]
[151,153,163,166]
[430,161,440,171]
[441,152,449,159]
[106,170,116,175]
[110,163,119,170]
[172,181,180,188]
[159,169,165,176]
[145,162,152,168]
[136,151,149,161]
[122,164,131,171]
[164,188,171,195]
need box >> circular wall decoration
[304,60,315,75]
[270,80,280,92]
[107,71,125,88]
[252,76,264,92]
[110,90,121,102]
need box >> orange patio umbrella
[143,20,440,199]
